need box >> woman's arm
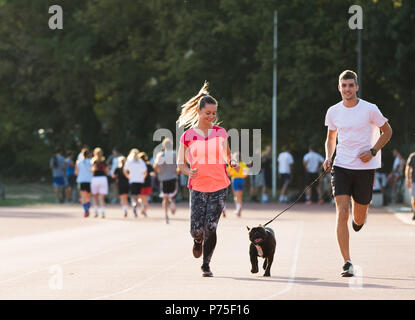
[223,139,239,171]
[177,143,197,178]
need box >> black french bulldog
[247,225,276,277]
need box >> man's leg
[334,195,352,262]
[352,200,369,227]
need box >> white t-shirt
[325,99,388,170]
[303,151,324,173]
[124,159,147,183]
[278,152,294,174]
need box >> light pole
[357,28,362,97]
[272,10,278,199]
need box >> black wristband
[370,148,377,156]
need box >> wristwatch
[370,148,377,157]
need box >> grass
[0,182,56,206]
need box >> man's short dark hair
[339,70,358,84]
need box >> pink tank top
[180,126,230,192]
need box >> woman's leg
[139,195,148,216]
[202,188,227,267]
[120,194,129,217]
[234,190,243,216]
[99,194,105,218]
[92,194,99,217]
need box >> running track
[0,202,414,300]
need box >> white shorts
[91,176,108,195]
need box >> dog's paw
[263,272,271,277]
[251,267,259,274]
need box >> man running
[323,70,392,277]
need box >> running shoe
[201,263,213,277]
[341,261,354,277]
[84,211,89,218]
[192,239,202,258]
[352,220,364,232]
[133,205,138,218]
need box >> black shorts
[130,183,143,196]
[118,183,129,195]
[279,174,291,185]
[305,172,319,185]
[80,183,91,193]
[161,178,177,194]
[331,166,375,205]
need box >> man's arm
[358,122,393,163]
[323,129,337,171]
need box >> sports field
[0,202,413,300]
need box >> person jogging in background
[153,138,178,224]
[277,148,294,203]
[227,152,248,217]
[90,147,109,218]
[405,152,415,220]
[323,70,392,277]
[124,148,147,218]
[177,81,238,277]
[112,156,130,218]
[108,147,123,204]
[75,149,92,217]
[303,145,325,205]
[50,148,66,204]
[138,152,154,217]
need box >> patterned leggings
[190,187,228,265]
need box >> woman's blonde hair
[127,148,140,161]
[91,147,105,164]
[118,156,126,168]
[176,81,219,129]
[138,151,149,163]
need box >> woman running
[138,152,154,217]
[112,156,130,218]
[90,147,109,218]
[124,148,147,218]
[75,149,92,217]
[177,81,239,277]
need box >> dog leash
[263,159,333,227]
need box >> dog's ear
[246,226,250,231]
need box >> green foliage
[0,0,413,181]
